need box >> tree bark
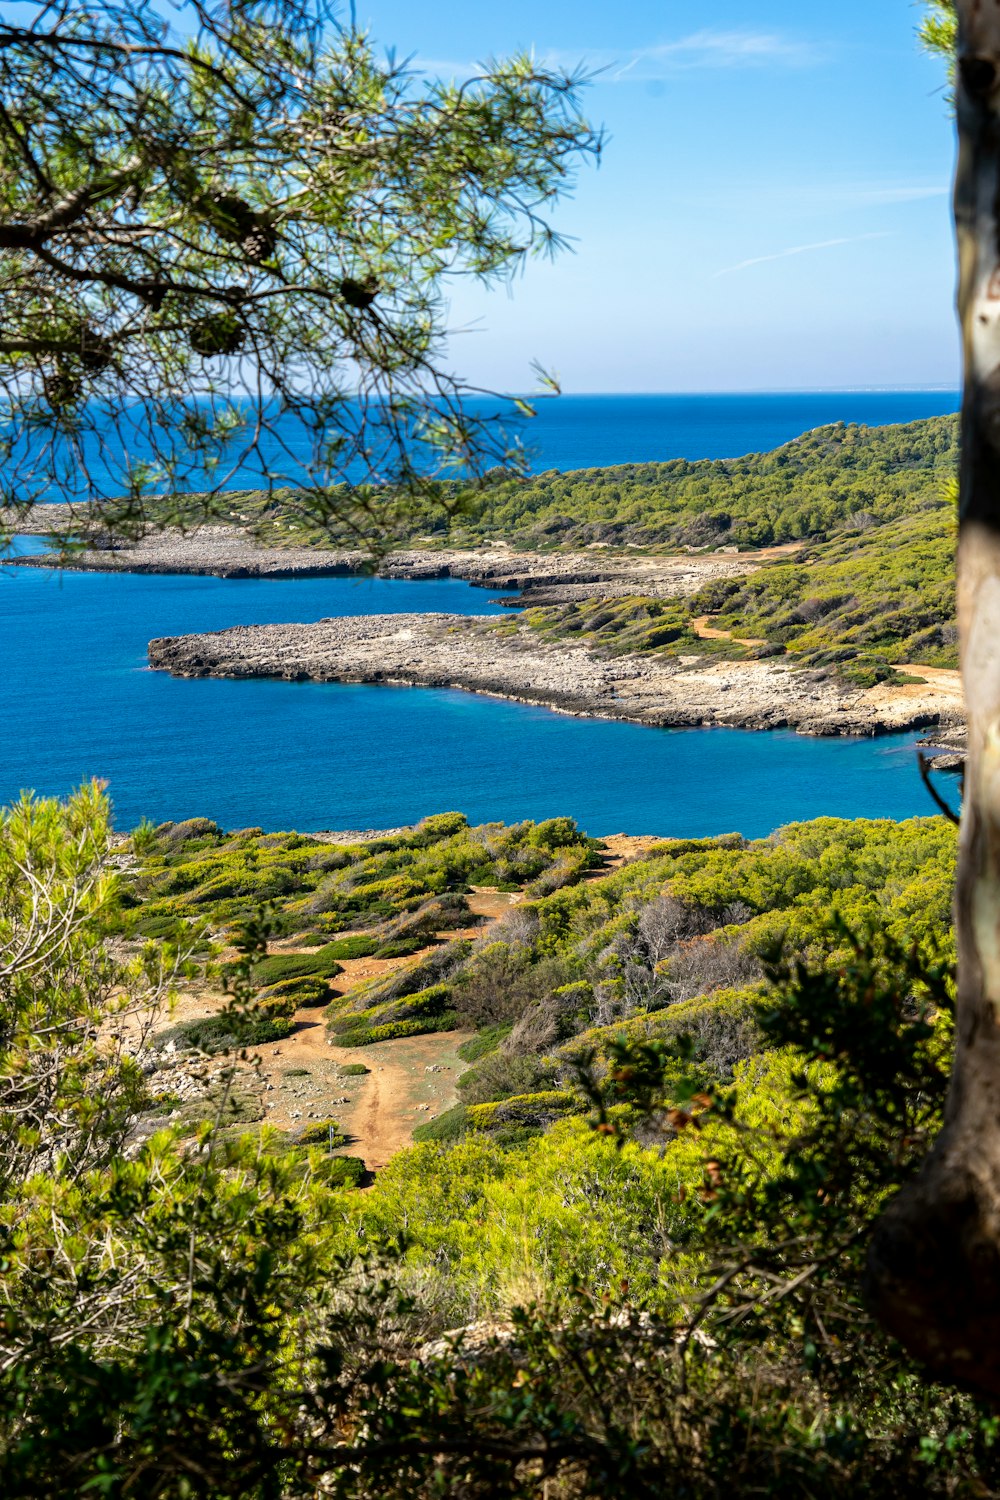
[866,0,1000,1396]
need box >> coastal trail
[178,837,652,1170]
[690,615,765,649]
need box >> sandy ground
[690,615,765,648]
[146,844,660,1173]
[889,662,964,705]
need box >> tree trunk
[866,0,1000,1396]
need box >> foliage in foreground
[5,788,998,1496]
[0,1,600,535]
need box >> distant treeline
[455,414,959,550]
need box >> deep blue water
[2,550,933,839]
[515,391,960,472]
[22,390,960,499]
[4,392,959,837]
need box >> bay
[3,392,960,836]
[2,548,932,839]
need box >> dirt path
[151,853,663,1172]
[690,615,765,649]
[327,1031,473,1168]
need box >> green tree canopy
[0,1,600,537]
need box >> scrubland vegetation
[460,414,959,550]
[517,501,955,684]
[232,415,960,683]
[491,418,957,684]
[5,786,997,1494]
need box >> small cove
[3,549,936,837]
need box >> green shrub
[527,816,584,850]
[411,1104,469,1143]
[257,976,332,1009]
[465,1089,579,1132]
[250,946,344,987]
[456,1024,512,1063]
[323,1154,366,1188]
[328,983,453,1038]
[323,934,380,959]
[373,939,425,959]
[457,1051,557,1106]
[134,913,189,939]
[297,1118,347,1147]
[338,1062,370,1077]
[162,1006,295,1055]
[416,811,469,840]
[337,1012,460,1047]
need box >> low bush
[465,1089,579,1133]
[257,976,331,1009]
[161,1005,295,1055]
[456,1024,512,1063]
[338,1062,370,1077]
[457,1050,558,1106]
[347,943,471,1009]
[250,946,344,987]
[336,1012,460,1047]
[323,1154,366,1188]
[411,1103,469,1143]
[327,983,454,1038]
[323,935,380,959]
[297,1118,348,1147]
[373,938,425,959]
[133,914,190,939]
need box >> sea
[3,391,961,839]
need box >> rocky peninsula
[10,514,966,740]
[148,612,964,738]
[5,519,753,602]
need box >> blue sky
[360,0,958,393]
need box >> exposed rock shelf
[5,522,753,601]
[148,612,964,738]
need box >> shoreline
[11,519,966,744]
[148,611,964,740]
[5,524,756,602]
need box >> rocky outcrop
[148,613,964,738]
[5,524,753,601]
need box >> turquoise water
[4,392,959,836]
[2,552,932,838]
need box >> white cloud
[712,232,891,279]
[606,31,823,80]
[418,30,824,83]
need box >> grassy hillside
[124,810,956,1101]
[190,413,958,556]
[229,414,959,678]
[516,500,957,679]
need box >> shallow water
[2,554,935,837]
[5,391,960,836]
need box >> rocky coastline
[148,612,965,739]
[12,516,967,742]
[5,521,753,603]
